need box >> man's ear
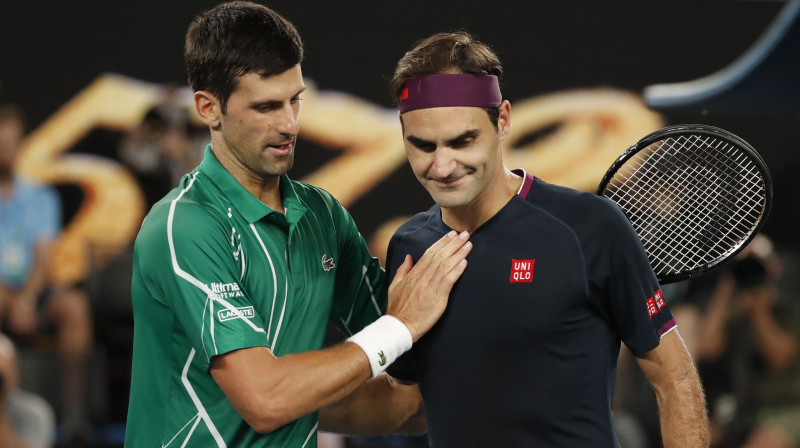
[194,91,222,129]
[497,100,511,143]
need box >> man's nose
[430,149,456,178]
[275,104,299,136]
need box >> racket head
[597,124,773,284]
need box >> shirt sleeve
[593,200,676,357]
[136,201,269,367]
[326,197,387,336]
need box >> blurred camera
[732,256,767,289]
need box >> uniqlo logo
[654,289,666,310]
[646,297,658,318]
[510,259,534,283]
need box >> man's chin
[264,154,294,175]
[429,192,469,209]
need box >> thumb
[393,254,414,283]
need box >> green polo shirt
[125,146,387,447]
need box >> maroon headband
[398,73,502,113]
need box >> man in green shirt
[125,3,472,447]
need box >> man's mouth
[432,176,464,188]
[267,141,293,156]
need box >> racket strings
[602,134,767,278]
[625,143,756,271]
[613,138,730,263]
[614,138,761,272]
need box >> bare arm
[636,330,709,448]
[211,343,371,433]
[211,231,471,433]
[318,374,425,436]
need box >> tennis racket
[597,124,772,284]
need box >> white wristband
[348,315,413,378]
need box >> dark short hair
[390,31,503,127]
[185,1,304,113]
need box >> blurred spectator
[118,84,205,208]
[0,105,92,444]
[696,235,800,448]
[0,333,56,448]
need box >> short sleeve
[136,202,269,366]
[326,196,387,336]
[593,201,676,357]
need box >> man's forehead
[233,66,305,97]
[402,106,488,138]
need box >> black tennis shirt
[386,171,676,448]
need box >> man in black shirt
[384,31,709,447]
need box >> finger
[413,230,459,272]
[415,231,470,284]
[392,254,414,284]
[420,232,471,285]
[436,258,469,298]
[431,239,472,284]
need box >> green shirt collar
[200,145,305,224]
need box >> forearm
[638,332,709,448]
[212,342,371,433]
[653,362,709,447]
[319,374,425,436]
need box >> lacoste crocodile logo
[322,254,335,271]
[378,350,387,366]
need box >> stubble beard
[227,134,297,180]
[427,182,473,210]
[253,146,295,179]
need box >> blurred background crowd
[1,1,799,447]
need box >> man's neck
[441,168,522,233]
[247,177,283,212]
[210,145,284,212]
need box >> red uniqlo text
[510,259,535,283]
[654,289,666,310]
[647,297,658,318]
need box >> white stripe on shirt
[181,349,226,447]
[250,223,279,341]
